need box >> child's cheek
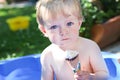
[71,28,79,35]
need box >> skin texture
[39,14,109,80]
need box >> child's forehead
[42,6,76,20]
[42,6,79,23]
[46,13,72,21]
[44,14,77,25]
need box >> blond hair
[36,0,83,26]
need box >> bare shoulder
[41,44,54,65]
[80,37,101,54]
[81,37,99,47]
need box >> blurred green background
[0,0,120,60]
[0,6,50,60]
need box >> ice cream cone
[65,50,81,73]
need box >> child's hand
[74,70,95,80]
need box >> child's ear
[38,25,48,37]
[38,25,46,33]
[78,20,83,29]
[78,20,82,26]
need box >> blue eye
[67,22,74,27]
[50,25,58,29]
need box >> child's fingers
[74,71,90,80]
[74,73,82,80]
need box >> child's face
[41,15,82,49]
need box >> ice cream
[65,50,81,73]
[65,50,79,61]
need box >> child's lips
[62,38,69,41]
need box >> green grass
[0,6,50,60]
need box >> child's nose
[59,26,68,36]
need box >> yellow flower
[6,16,30,31]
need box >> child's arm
[74,56,109,80]
[74,40,109,80]
[40,52,54,80]
[89,41,109,80]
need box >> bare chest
[52,57,93,80]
